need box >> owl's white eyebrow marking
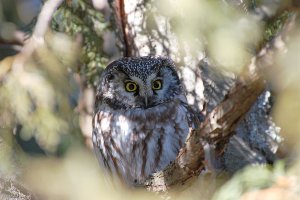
[146,73,158,84]
[130,76,144,86]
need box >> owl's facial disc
[124,68,179,109]
[124,75,156,108]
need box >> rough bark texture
[0,178,36,200]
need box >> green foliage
[0,31,81,154]
[264,11,291,42]
[51,0,109,87]
[0,72,67,151]
[0,0,110,158]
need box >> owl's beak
[144,96,148,107]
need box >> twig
[12,0,64,72]
[33,0,64,39]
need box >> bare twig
[33,0,63,39]
[12,0,64,72]
[0,30,27,46]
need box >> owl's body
[93,57,197,185]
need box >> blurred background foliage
[0,0,300,199]
[157,0,262,73]
[51,0,109,86]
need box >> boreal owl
[92,56,199,186]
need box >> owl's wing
[92,128,111,173]
[184,103,203,130]
[93,126,129,187]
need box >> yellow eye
[152,80,162,90]
[125,81,138,92]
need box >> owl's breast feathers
[92,99,197,185]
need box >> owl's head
[96,56,185,110]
